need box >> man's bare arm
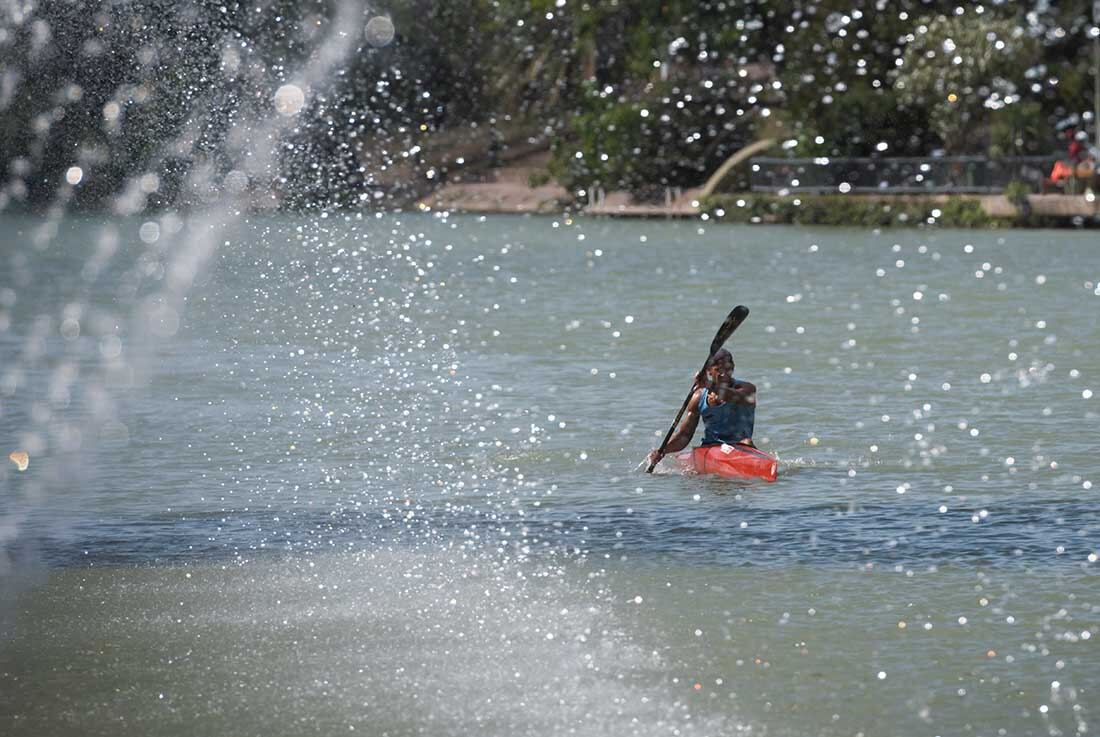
[717,380,756,405]
[650,388,703,463]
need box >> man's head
[706,349,734,383]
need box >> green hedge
[699,194,1007,228]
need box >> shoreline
[418,172,1100,227]
[412,149,1100,227]
[5,178,1097,229]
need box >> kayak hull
[675,443,778,482]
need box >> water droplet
[274,84,306,116]
[364,16,396,48]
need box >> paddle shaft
[645,306,748,473]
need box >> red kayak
[675,443,778,482]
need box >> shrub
[701,194,1005,228]
[527,170,551,188]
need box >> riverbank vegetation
[2,1,1097,212]
[702,194,995,227]
[703,194,991,227]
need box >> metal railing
[747,156,1057,194]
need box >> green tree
[894,13,1040,154]
[773,0,960,156]
[549,77,755,197]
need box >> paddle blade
[708,305,749,358]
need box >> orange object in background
[676,443,778,482]
[1049,160,1074,183]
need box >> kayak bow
[675,443,778,482]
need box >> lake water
[1,212,1098,736]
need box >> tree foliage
[549,77,755,197]
[895,14,1040,154]
[1,0,1097,211]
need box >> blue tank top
[699,380,755,446]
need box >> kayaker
[646,349,757,468]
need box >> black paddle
[645,305,750,473]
